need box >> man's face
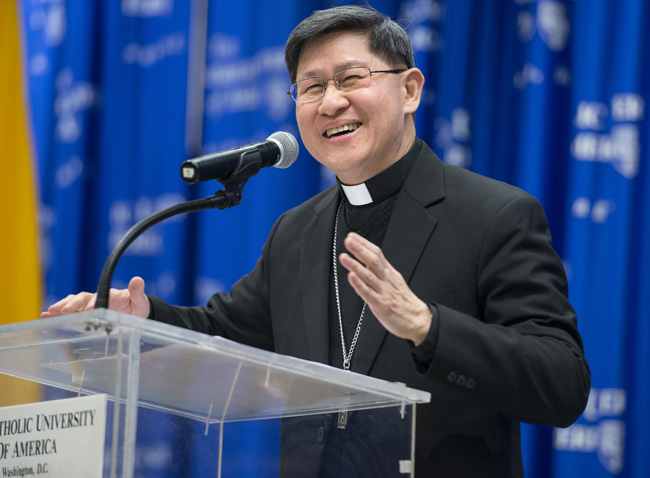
[294,32,417,185]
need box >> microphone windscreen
[269,131,299,169]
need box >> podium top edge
[0,309,431,404]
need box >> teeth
[326,123,361,138]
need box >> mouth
[324,123,361,138]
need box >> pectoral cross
[337,410,348,429]
[338,395,351,429]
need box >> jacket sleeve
[148,215,284,353]
[418,195,590,427]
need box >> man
[44,6,590,477]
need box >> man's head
[286,6,424,185]
[285,6,415,85]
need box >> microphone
[180,131,299,184]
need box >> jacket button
[447,371,457,382]
[466,378,476,389]
[317,426,325,443]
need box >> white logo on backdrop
[204,35,292,121]
[537,1,570,51]
[55,156,85,189]
[515,1,572,89]
[571,197,616,224]
[435,108,472,169]
[54,69,99,143]
[122,33,186,68]
[399,0,444,56]
[30,53,50,76]
[517,1,570,51]
[514,63,545,89]
[571,93,644,179]
[554,388,626,474]
[29,1,66,47]
[108,194,186,255]
[122,0,172,17]
[399,0,444,108]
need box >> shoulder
[260,185,338,254]
[275,184,338,225]
[447,163,526,196]
[414,141,539,215]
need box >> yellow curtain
[0,0,42,406]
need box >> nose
[318,79,349,115]
[324,77,341,92]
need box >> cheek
[295,109,314,137]
[295,112,321,159]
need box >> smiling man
[44,6,590,477]
[292,31,421,186]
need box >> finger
[43,294,79,316]
[59,292,95,314]
[339,252,383,294]
[340,257,389,314]
[127,276,150,317]
[128,276,146,298]
[347,269,383,305]
[343,233,388,279]
[43,292,94,317]
[44,294,76,315]
[87,293,97,310]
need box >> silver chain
[332,200,366,370]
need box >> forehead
[296,31,382,78]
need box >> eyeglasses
[288,66,407,104]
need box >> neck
[338,127,416,185]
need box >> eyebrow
[297,61,371,81]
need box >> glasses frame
[287,66,407,103]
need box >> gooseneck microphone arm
[94,131,299,310]
[95,156,266,310]
[95,191,228,310]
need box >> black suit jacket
[150,141,590,477]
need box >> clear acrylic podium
[0,310,430,477]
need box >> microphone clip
[212,149,265,210]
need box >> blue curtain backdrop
[21,0,648,476]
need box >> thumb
[128,276,150,317]
[128,276,146,297]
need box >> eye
[335,67,370,89]
[304,83,324,92]
[338,74,363,86]
[298,79,324,96]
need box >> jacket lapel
[351,145,446,375]
[299,188,340,365]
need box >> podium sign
[0,310,430,477]
[0,394,107,477]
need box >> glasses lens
[293,78,325,103]
[334,67,371,91]
[289,83,299,100]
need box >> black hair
[285,5,414,83]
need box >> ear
[402,68,425,115]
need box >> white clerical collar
[340,182,373,206]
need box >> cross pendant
[337,394,351,429]
[337,410,348,429]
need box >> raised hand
[338,232,431,343]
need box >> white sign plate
[0,394,107,477]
